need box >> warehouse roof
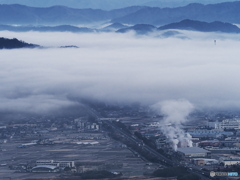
[32,165,57,170]
[177,147,210,154]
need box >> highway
[104,120,178,165]
[103,120,211,180]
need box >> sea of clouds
[1,30,240,114]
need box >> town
[0,103,240,180]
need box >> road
[103,120,211,180]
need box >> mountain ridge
[0,0,233,10]
[1,2,240,28]
[0,4,146,25]
[0,19,239,34]
[158,19,240,33]
[0,24,95,33]
[111,1,240,25]
[115,19,240,34]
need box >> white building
[36,160,75,168]
[208,119,240,129]
[76,141,99,145]
[74,117,100,131]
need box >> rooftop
[223,159,240,162]
[177,147,210,154]
[32,165,58,170]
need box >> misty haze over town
[2,31,240,115]
[1,0,240,180]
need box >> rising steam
[152,99,194,151]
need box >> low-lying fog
[1,30,240,114]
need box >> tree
[78,170,120,179]
[152,167,200,180]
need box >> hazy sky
[1,30,240,114]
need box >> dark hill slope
[0,37,38,49]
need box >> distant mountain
[2,2,240,27]
[158,19,240,33]
[2,20,238,35]
[142,0,231,8]
[0,37,38,49]
[0,0,233,10]
[117,24,156,34]
[111,1,240,25]
[0,24,94,33]
[0,4,145,25]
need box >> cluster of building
[126,116,240,170]
[207,119,240,129]
[176,119,240,168]
[74,117,100,132]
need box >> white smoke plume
[152,99,194,151]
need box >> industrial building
[193,158,219,166]
[198,140,220,147]
[222,159,240,166]
[177,147,211,158]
